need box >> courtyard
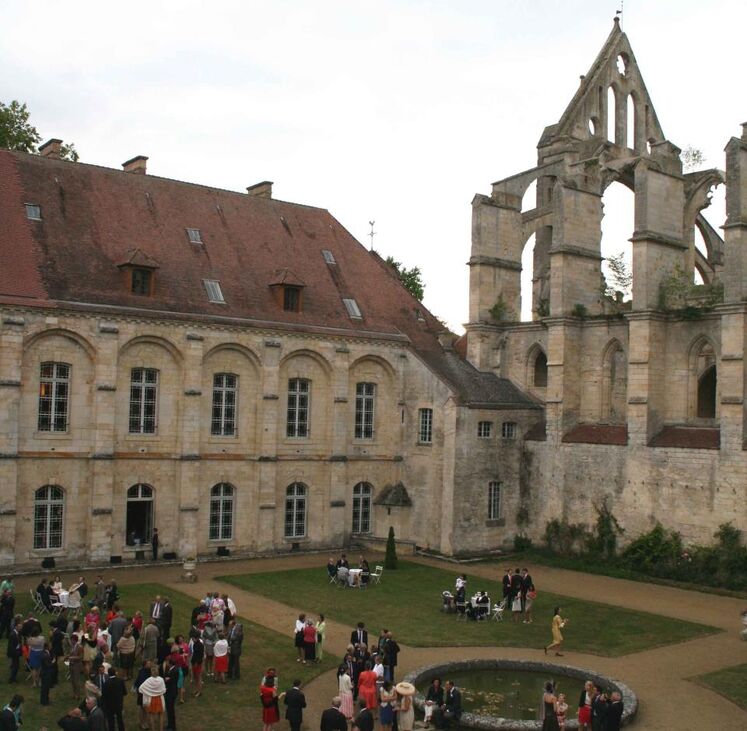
[3,552,747,730]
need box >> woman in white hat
[395,682,415,731]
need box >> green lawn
[693,663,747,711]
[0,582,335,731]
[220,561,719,657]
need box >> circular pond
[403,659,638,730]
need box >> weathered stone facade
[466,19,747,546]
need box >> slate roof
[374,482,412,507]
[0,149,539,410]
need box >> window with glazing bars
[352,482,372,533]
[501,421,517,439]
[129,368,158,434]
[38,362,70,432]
[287,378,310,437]
[477,421,492,438]
[284,482,307,538]
[418,408,433,443]
[209,483,234,540]
[354,382,376,439]
[33,485,64,550]
[211,373,237,436]
[488,481,502,520]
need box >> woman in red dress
[260,675,280,731]
[358,661,378,711]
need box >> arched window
[532,350,548,388]
[352,483,372,534]
[601,341,627,423]
[209,483,234,541]
[126,484,154,546]
[697,366,717,419]
[284,483,307,538]
[691,339,717,421]
[34,485,64,550]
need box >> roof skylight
[322,249,336,264]
[186,227,203,244]
[343,297,362,319]
[203,279,225,304]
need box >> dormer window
[283,286,301,312]
[343,298,362,319]
[131,268,152,296]
[203,279,225,304]
[186,228,203,244]
[269,269,306,313]
[322,249,336,264]
[25,203,42,221]
[117,248,160,297]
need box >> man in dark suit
[434,680,462,729]
[501,568,512,604]
[382,631,400,682]
[151,528,159,561]
[352,698,374,731]
[101,667,127,731]
[164,658,179,731]
[56,707,89,731]
[227,620,243,680]
[283,679,306,731]
[0,695,23,731]
[591,686,608,731]
[350,622,368,648]
[36,579,52,611]
[320,697,347,731]
[606,691,624,731]
[6,622,22,683]
[159,598,173,641]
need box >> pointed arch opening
[626,94,636,150]
[601,340,627,423]
[689,337,718,422]
[697,366,717,419]
[528,346,548,389]
[601,182,635,306]
[607,86,617,142]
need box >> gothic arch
[526,344,548,389]
[688,335,718,421]
[600,339,627,422]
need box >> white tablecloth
[57,590,69,607]
[348,568,363,585]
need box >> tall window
[284,483,307,538]
[355,382,376,439]
[126,484,154,546]
[38,362,70,432]
[209,483,234,541]
[211,373,237,436]
[129,368,158,434]
[33,485,64,550]
[131,268,152,296]
[287,378,310,437]
[418,408,433,443]
[488,481,502,521]
[533,351,548,387]
[283,286,301,312]
[352,482,372,534]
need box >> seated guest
[455,574,467,592]
[441,591,454,612]
[359,557,370,586]
[433,680,461,729]
[36,578,53,610]
[327,558,338,580]
[336,554,349,570]
[50,575,63,598]
[424,677,444,728]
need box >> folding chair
[455,600,467,621]
[370,565,383,584]
[329,571,339,585]
[491,601,505,622]
[30,589,44,614]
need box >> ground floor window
[352,482,372,533]
[209,483,235,541]
[284,483,307,538]
[126,484,154,546]
[34,485,64,550]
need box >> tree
[603,251,632,300]
[384,526,398,570]
[681,145,706,172]
[0,99,79,161]
[0,100,41,153]
[385,256,425,301]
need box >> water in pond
[418,670,585,721]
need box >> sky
[1,0,743,331]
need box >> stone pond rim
[403,658,638,730]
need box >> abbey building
[0,21,744,568]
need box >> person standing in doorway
[151,529,159,561]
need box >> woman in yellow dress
[544,606,568,656]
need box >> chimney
[742,121,747,142]
[39,139,63,159]
[122,155,148,174]
[247,180,273,198]
[437,331,458,350]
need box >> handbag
[528,589,537,600]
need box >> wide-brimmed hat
[395,681,416,696]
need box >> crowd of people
[1,576,243,731]
[542,679,624,731]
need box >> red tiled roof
[650,426,720,450]
[562,424,628,445]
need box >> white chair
[370,565,383,584]
[455,600,467,620]
[31,589,46,614]
[491,601,505,622]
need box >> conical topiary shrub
[384,526,398,569]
